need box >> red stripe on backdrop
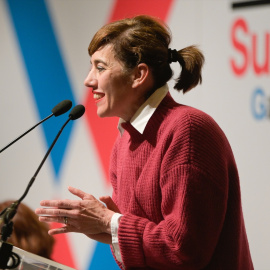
[84,0,174,185]
[84,96,119,185]
[109,0,174,21]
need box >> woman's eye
[97,66,105,72]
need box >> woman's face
[84,45,143,121]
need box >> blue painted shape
[88,242,120,270]
[6,0,76,181]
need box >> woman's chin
[97,110,111,118]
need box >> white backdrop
[0,0,269,269]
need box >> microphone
[0,104,85,233]
[69,104,85,120]
[0,99,72,153]
[0,104,85,269]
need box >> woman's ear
[131,63,150,88]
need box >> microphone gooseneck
[0,103,84,269]
[0,104,85,233]
[17,104,85,205]
[0,99,72,153]
[0,104,85,227]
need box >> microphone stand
[0,116,73,269]
[0,114,53,153]
[0,99,72,154]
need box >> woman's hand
[35,186,117,237]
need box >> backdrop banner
[0,1,269,269]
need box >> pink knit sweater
[110,93,253,269]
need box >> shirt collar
[118,84,169,136]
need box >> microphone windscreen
[69,105,85,120]
[52,100,72,116]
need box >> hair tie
[168,48,179,64]
[168,48,185,67]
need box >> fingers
[48,226,70,236]
[38,216,72,236]
[40,216,78,236]
[39,187,94,208]
[68,186,95,200]
[35,188,116,235]
[38,186,96,210]
[39,215,68,225]
[39,199,78,209]
[35,206,72,217]
[99,196,120,213]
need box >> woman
[36,15,253,269]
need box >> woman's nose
[84,70,97,88]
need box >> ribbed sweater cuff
[118,213,149,267]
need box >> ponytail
[168,46,205,93]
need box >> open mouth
[93,92,105,102]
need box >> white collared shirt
[111,84,169,263]
[118,84,169,136]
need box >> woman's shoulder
[159,97,230,149]
[162,98,220,132]
[160,92,215,122]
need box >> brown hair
[0,201,54,259]
[88,15,204,93]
